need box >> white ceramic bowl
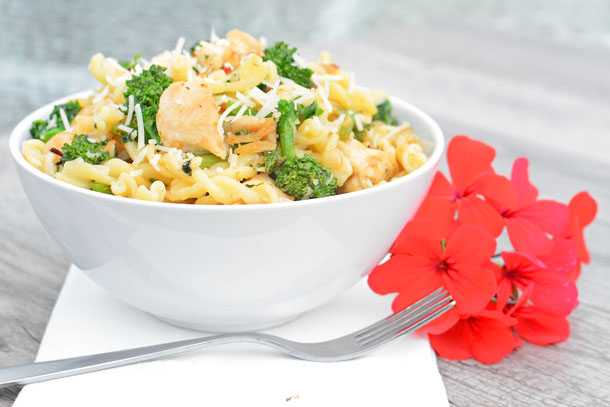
[10,91,444,332]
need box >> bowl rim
[9,90,444,212]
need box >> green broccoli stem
[277,100,298,160]
[278,116,296,160]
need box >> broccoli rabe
[118,54,142,70]
[372,99,398,126]
[263,42,314,88]
[30,100,82,142]
[60,135,110,165]
[266,99,338,200]
[123,64,173,144]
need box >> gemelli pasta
[22,29,428,205]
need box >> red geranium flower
[369,220,497,322]
[494,158,570,256]
[561,192,597,280]
[428,309,523,364]
[494,250,578,317]
[415,136,516,237]
[507,285,570,346]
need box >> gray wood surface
[1,9,609,407]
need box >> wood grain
[1,12,609,407]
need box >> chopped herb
[256,83,269,92]
[372,99,398,126]
[298,100,323,122]
[118,54,142,70]
[182,159,193,176]
[91,182,112,194]
[60,135,109,165]
[263,42,314,88]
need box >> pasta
[23,29,428,205]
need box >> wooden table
[1,12,609,406]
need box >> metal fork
[0,288,454,388]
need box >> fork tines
[355,288,454,347]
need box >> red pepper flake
[50,147,64,156]
[222,64,233,74]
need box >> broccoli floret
[274,155,337,200]
[263,42,314,88]
[372,99,398,125]
[60,135,110,165]
[123,64,173,144]
[118,54,142,70]
[269,99,338,200]
[30,100,81,142]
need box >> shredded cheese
[174,37,185,54]
[135,103,145,150]
[218,101,242,134]
[92,85,109,104]
[235,91,255,107]
[312,74,343,82]
[59,108,71,131]
[231,104,248,122]
[125,94,134,125]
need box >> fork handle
[0,333,283,388]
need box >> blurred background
[2,1,610,405]
[2,0,610,162]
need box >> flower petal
[511,157,538,206]
[570,191,597,228]
[428,319,475,361]
[538,239,578,276]
[443,266,497,314]
[444,224,497,267]
[505,217,554,256]
[447,135,496,191]
[391,219,445,256]
[367,254,430,295]
[516,200,569,237]
[514,307,570,346]
[470,173,518,211]
[528,271,579,317]
[457,195,505,237]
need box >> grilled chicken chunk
[338,139,399,192]
[156,81,226,158]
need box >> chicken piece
[228,116,277,154]
[156,81,227,158]
[338,139,399,193]
[226,29,264,56]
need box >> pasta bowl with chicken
[10,30,444,331]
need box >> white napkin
[14,266,448,406]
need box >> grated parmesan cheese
[129,170,143,177]
[312,74,343,82]
[217,101,241,134]
[125,94,134,125]
[135,103,145,150]
[150,153,161,170]
[59,108,71,131]
[174,37,185,54]
[235,91,255,107]
[92,85,109,104]
[348,72,355,94]
[230,104,248,122]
